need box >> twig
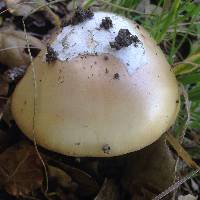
[0,2,37,15]
[0,96,8,100]
[173,61,200,68]
[0,46,40,52]
[153,168,200,200]
[166,133,199,169]
[23,0,66,20]
[179,84,191,143]
[171,84,191,199]
[22,19,49,193]
[0,0,62,29]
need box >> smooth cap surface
[11,12,180,157]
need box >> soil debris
[0,143,44,197]
[104,55,109,61]
[110,29,141,50]
[46,44,58,63]
[102,144,111,154]
[100,17,113,30]
[113,73,120,80]
[70,7,94,25]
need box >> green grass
[0,0,199,197]
[82,3,200,188]
[85,0,200,135]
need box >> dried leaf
[178,194,198,200]
[0,130,10,152]
[95,179,120,200]
[121,135,176,199]
[50,161,99,197]
[0,103,3,120]
[0,78,8,120]
[0,29,44,68]
[191,179,199,193]
[1,99,13,126]
[136,0,162,14]
[141,4,162,14]
[48,165,72,188]
[166,133,200,169]
[173,52,200,75]
[5,0,46,17]
[0,98,7,121]
[5,0,61,28]
[0,143,44,197]
[0,78,9,96]
[0,127,19,154]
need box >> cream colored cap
[11,11,179,157]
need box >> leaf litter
[0,1,199,199]
[0,142,44,197]
[0,28,43,68]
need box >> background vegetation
[0,0,200,199]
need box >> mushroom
[11,11,180,157]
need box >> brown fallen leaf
[0,78,8,120]
[0,130,10,152]
[166,133,200,169]
[5,0,61,28]
[0,142,44,197]
[178,194,198,200]
[48,189,79,200]
[136,0,162,14]
[1,99,13,127]
[48,165,72,188]
[0,127,19,154]
[121,135,176,200]
[94,178,120,200]
[0,29,44,68]
[0,78,9,96]
[5,0,46,17]
[0,98,7,121]
[49,160,99,197]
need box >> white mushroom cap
[11,11,180,157]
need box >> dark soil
[110,29,141,50]
[46,44,58,63]
[100,17,113,30]
[69,7,94,25]
[113,73,120,80]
